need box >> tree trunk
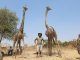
[48,37,52,56]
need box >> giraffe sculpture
[13,6,28,55]
[45,6,61,56]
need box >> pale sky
[0,0,80,45]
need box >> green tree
[0,8,18,43]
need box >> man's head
[38,33,42,37]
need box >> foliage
[61,41,69,47]
[0,8,18,42]
[44,39,77,48]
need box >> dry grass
[3,47,80,60]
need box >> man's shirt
[35,37,43,45]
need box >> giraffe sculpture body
[13,6,27,55]
[45,6,61,56]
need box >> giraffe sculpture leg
[48,37,53,56]
[13,41,17,58]
[56,41,62,57]
[16,39,21,55]
[13,41,16,48]
[53,39,62,57]
[18,40,22,55]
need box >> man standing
[8,46,13,56]
[0,46,3,60]
[35,33,44,57]
[77,34,80,54]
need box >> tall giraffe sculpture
[45,6,61,56]
[13,5,28,55]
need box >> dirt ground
[3,47,80,60]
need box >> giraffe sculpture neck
[19,6,27,33]
[45,9,48,29]
[45,6,52,29]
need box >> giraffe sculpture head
[45,6,52,16]
[23,5,28,12]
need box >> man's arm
[34,38,38,45]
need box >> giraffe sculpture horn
[45,6,52,29]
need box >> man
[8,46,13,56]
[35,33,44,57]
[0,46,3,60]
[77,34,80,54]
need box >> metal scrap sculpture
[45,6,61,56]
[13,5,28,55]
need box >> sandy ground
[3,47,80,60]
